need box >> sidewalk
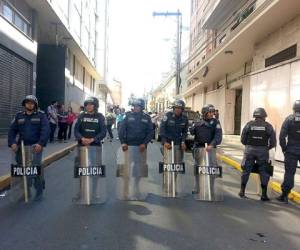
[0,138,77,177]
[220,135,300,195]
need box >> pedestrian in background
[57,104,68,142]
[47,101,58,143]
[67,107,77,140]
[105,108,115,141]
[79,106,84,114]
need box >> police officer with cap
[8,95,50,201]
[160,100,189,151]
[74,97,106,146]
[277,100,300,203]
[239,108,276,201]
[118,98,153,152]
[190,104,222,152]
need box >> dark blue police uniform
[240,118,276,187]
[160,111,189,145]
[74,112,107,146]
[279,114,300,194]
[118,111,153,146]
[190,118,222,148]
[8,110,50,198]
[8,111,50,147]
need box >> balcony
[186,0,300,92]
[202,0,249,29]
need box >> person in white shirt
[47,101,58,143]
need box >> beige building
[107,79,122,106]
[151,73,177,113]
[184,0,300,159]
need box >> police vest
[79,113,101,138]
[288,116,300,141]
[194,120,216,144]
[246,121,268,146]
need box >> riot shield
[73,146,106,205]
[159,143,186,198]
[10,141,43,203]
[116,146,148,201]
[193,147,223,201]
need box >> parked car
[155,108,201,150]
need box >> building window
[265,44,297,68]
[3,3,12,22]
[0,0,32,38]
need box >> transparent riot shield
[159,142,186,198]
[193,147,223,201]
[73,146,106,205]
[10,141,43,203]
[116,146,148,201]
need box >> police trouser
[241,155,270,187]
[16,148,44,195]
[282,152,300,193]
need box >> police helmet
[201,104,215,116]
[293,100,300,112]
[253,107,267,118]
[207,104,215,112]
[22,95,38,108]
[130,98,145,110]
[84,97,99,110]
[173,100,185,110]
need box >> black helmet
[84,97,99,110]
[293,100,300,112]
[253,107,267,118]
[173,100,185,110]
[22,95,38,109]
[201,104,215,116]
[131,98,145,110]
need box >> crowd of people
[47,101,77,143]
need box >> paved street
[0,139,299,250]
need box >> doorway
[234,89,243,135]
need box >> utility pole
[153,10,182,95]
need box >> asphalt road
[0,139,299,250]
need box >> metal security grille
[265,44,297,68]
[0,44,33,135]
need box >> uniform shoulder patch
[216,124,222,129]
[162,115,168,122]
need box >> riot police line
[7,94,300,205]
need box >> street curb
[0,143,77,192]
[218,154,300,204]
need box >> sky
[108,0,191,106]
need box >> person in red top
[67,107,77,140]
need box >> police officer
[8,95,50,201]
[160,100,189,151]
[190,104,222,152]
[190,104,222,195]
[118,98,153,152]
[239,108,276,201]
[74,97,106,146]
[277,100,300,203]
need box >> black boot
[261,186,270,201]
[276,191,289,203]
[239,184,246,198]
